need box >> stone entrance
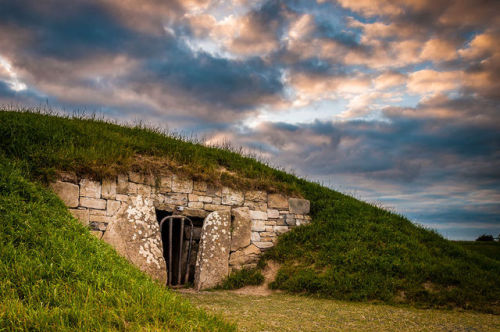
[50,172,311,290]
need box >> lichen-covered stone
[51,181,79,207]
[231,207,251,251]
[69,208,88,226]
[289,198,310,214]
[222,187,244,206]
[101,179,117,199]
[80,197,106,210]
[194,211,231,290]
[172,175,193,193]
[80,179,101,198]
[268,193,289,209]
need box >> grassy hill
[1,110,499,317]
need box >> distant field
[183,291,500,332]
[455,241,500,261]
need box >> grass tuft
[218,268,265,290]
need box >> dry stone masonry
[50,172,311,289]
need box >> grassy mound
[0,157,234,331]
[1,110,499,314]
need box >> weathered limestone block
[274,226,289,234]
[160,175,172,192]
[249,210,268,220]
[206,185,221,197]
[102,195,166,281]
[268,193,289,209]
[244,200,267,211]
[253,242,274,250]
[102,179,117,199]
[267,209,279,219]
[80,197,106,210]
[80,179,101,198]
[229,244,261,268]
[245,190,267,202]
[204,204,231,211]
[106,200,121,216]
[251,220,266,232]
[116,194,129,202]
[51,181,79,207]
[231,207,251,251]
[172,175,193,193]
[194,211,231,290]
[164,193,187,205]
[117,174,129,194]
[251,232,261,242]
[188,201,204,209]
[222,187,244,206]
[289,198,310,214]
[69,208,89,226]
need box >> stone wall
[50,171,311,288]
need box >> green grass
[218,268,265,290]
[455,241,500,261]
[183,291,500,332]
[0,157,234,331]
[1,109,499,315]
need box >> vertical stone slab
[194,211,231,290]
[231,207,251,251]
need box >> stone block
[188,201,204,209]
[231,207,251,251]
[251,232,261,242]
[69,208,89,226]
[222,187,244,206]
[193,181,207,192]
[127,182,138,195]
[194,211,231,290]
[107,200,121,216]
[181,208,208,219]
[229,244,261,267]
[79,179,101,198]
[89,209,106,216]
[267,209,279,219]
[249,210,268,220]
[251,220,266,232]
[274,226,289,234]
[80,197,106,210]
[245,190,267,202]
[117,174,129,194]
[51,181,79,207]
[289,198,310,214]
[116,194,129,202]
[206,185,221,197]
[253,242,273,249]
[172,175,193,193]
[160,175,172,192]
[89,214,112,223]
[164,193,187,205]
[128,171,144,183]
[137,184,151,196]
[264,226,274,232]
[244,201,267,211]
[204,204,231,211]
[268,193,289,209]
[102,179,117,199]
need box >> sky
[0,0,499,240]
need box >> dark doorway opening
[156,210,204,287]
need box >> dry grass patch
[182,291,500,332]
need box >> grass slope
[1,110,499,314]
[455,241,500,262]
[0,157,234,331]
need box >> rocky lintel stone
[51,181,79,207]
[288,198,310,214]
[79,179,101,198]
[268,193,289,209]
[80,197,107,210]
[222,187,244,206]
[231,207,251,251]
[194,210,231,290]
